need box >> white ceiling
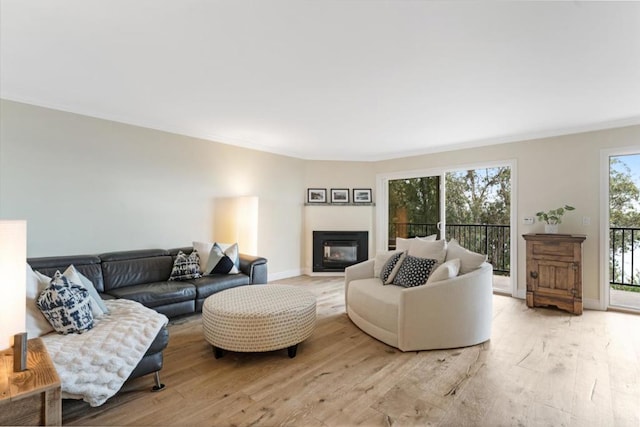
[2,1,640,161]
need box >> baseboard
[583,298,604,311]
[268,269,303,282]
[307,272,345,277]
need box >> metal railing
[610,227,640,287]
[391,223,511,274]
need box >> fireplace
[313,231,368,272]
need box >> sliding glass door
[377,161,515,295]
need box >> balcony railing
[391,223,510,274]
[610,227,640,287]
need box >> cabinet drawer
[530,241,575,259]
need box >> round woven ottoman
[202,285,317,358]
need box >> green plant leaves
[535,205,575,224]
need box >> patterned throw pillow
[37,271,94,334]
[380,251,406,284]
[392,256,438,288]
[206,243,240,274]
[169,250,203,281]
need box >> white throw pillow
[408,238,447,264]
[426,258,461,285]
[193,241,214,273]
[446,239,487,274]
[416,234,437,241]
[26,265,55,337]
[373,250,403,277]
[395,237,412,252]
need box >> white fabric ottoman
[202,285,317,358]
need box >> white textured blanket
[41,299,168,407]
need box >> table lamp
[0,220,27,371]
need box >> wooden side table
[523,233,586,315]
[0,338,61,426]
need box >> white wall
[0,100,305,277]
[4,99,640,305]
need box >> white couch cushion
[347,278,401,334]
[26,265,55,337]
[373,250,402,278]
[446,239,487,274]
[426,258,461,284]
[408,238,446,264]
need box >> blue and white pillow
[392,256,438,288]
[169,250,203,281]
[37,271,94,334]
[207,243,240,274]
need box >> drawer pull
[530,271,538,279]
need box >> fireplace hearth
[313,231,368,272]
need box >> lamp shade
[0,220,27,351]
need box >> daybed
[345,238,493,351]
[26,245,268,406]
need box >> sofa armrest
[345,259,375,286]
[397,263,493,351]
[239,253,268,284]
[344,259,375,307]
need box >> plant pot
[545,224,559,234]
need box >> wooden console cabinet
[523,233,586,315]
[0,338,61,426]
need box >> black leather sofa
[28,246,268,390]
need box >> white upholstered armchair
[345,258,493,351]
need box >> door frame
[600,146,640,311]
[376,159,518,297]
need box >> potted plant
[535,205,575,233]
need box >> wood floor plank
[61,277,640,426]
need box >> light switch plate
[523,217,534,225]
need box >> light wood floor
[63,276,640,426]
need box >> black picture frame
[307,188,327,203]
[353,188,372,203]
[330,188,350,203]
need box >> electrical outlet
[523,217,534,225]
[582,216,591,226]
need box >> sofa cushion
[26,265,55,337]
[29,255,105,292]
[168,250,202,281]
[373,250,401,278]
[189,273,250,300]
[446,239,487,274]
[347,278,401,334]
[426,258,461,284]
[100,250,173,290]
[392,256,438,288]
[408,239,446,264]
[107,281,196,308]
[37,271,94,334]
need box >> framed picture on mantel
[330,188,349,203]
[353,188,372,203]
[307,188,327,203]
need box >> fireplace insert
[313,231,368,272]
